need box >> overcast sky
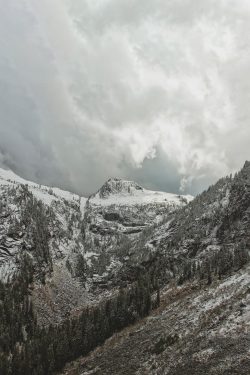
[0,0,250,196]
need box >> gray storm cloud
[0,0,250,196]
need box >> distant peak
[243,160,250,169]
[94,178,144,199]
[238,160,250,175]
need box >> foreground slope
[62,265,250,375]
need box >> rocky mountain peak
[94,178,144,199]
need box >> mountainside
[61,162,250,375]
[62,265,250,375]
[0,165,250,374]
[0,168,85,279]
[84,178,192,293]
[0,168,191,324]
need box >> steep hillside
[61,265,250,375]
[0,169,86,280]
[0,168,89,324]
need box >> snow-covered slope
[89,178,193,206]
[0,167,86,207]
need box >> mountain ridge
[0,167,193,203]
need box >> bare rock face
[94,178,143,199]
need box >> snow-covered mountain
[0,167,192,323]
[0,167,84,206]
[82,177,193,291]
[1,164,250,375]
[89,177,193,206]
[61,162,250,375]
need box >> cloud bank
[0,0,250,195]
